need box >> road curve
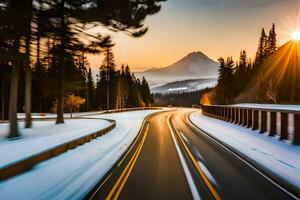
[86,109,297,200]
[171,108,296,200]
[86,111,196,200]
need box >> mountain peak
[135,50,219,86]
[183,51,212,61]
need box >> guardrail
[0,107,160,180]
[200,104,300,145]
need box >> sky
[86,0,300,72]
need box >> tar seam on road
[105,124,149,200]
[168,114,221,200]
[186,112,300,200]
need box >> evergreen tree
[234,50,249,95]
[86,67,95,111]
[255,28,269,65]
[216,57,235,104]
[268,23,277,54]
[141,77,152,106]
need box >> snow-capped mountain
[135,51,219,86]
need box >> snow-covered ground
[190,111,300,190]
[17,111,105,119]
[233,103,300,112]
[0,119,112,168]
[0,110,160,200]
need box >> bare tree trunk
[56,1,66,124]
[24,67,32,128]
[24,39,32,127]
[106,80,109,111]
[24,0,33,128]
[8,63,20,138]
[1,69,6,121]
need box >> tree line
[207,23,287,105]
[154,88,212,107]
[0,0,164,138]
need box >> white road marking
[167,115,201,200]
[187,113,300,200]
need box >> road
[86,109,297,200]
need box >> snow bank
[190,111,300,189]
[0,110,160,200]
[0,119,111,168]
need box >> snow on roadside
[0,119,111,168]
[190,111,300,189]
[0,110,160,200]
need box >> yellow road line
[106,124,149,200]
[169,116,221,200]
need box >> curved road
[86,109,297,200]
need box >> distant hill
[151,78,217,94]
[135,51,219,86]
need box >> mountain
[135,51,219,86]
[151,78,217,94]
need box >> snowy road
[88,109,297,200]
[1,109,299,200]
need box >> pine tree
[268,23,277,54]
[86,67,95,111]
[255,28,269,65]
[234,50,248,95]
[216,57,235,104]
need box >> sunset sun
[292,30,300,40]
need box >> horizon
[86,0,300,72]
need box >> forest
[206,23,300,105]
[154,88,212,107]
[0,0,164,138]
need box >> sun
[291,30,300,40]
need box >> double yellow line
[105,124,149,200]
[169,115,221,200]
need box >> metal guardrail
[200,104,300,145]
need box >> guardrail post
[260,111,267,133]
[270,112,277,136]
[247,109,252,128]
[252,110,259,130]
[293,114,300,144]
[280,113,288,140]
[239,109,243,125]
[226,107,230,121]
[235,108,239,124]
[243,109,248,127]
[230,108,234,123]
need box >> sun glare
[292,30,300,40]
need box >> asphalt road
[86,109,297,200]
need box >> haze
[87,0,300,71]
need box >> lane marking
[89,172,113,199]
[169,115,221,200]
[105,124,149,200]
[167,115,201,200]
[186,112,300,200]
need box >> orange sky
[86,0,300,72]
